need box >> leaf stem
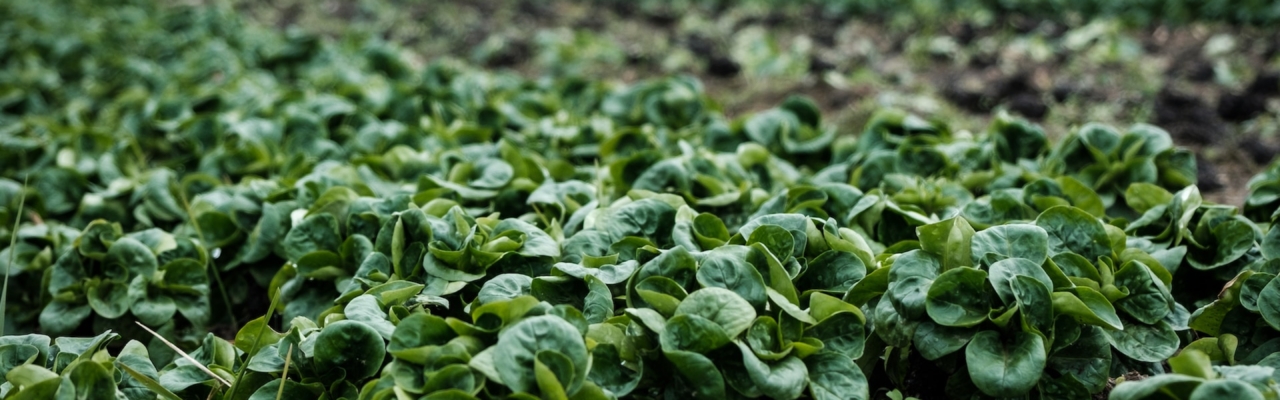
[177,187,239,330]
[1,176,29,335]
[229,289,281,399]
[276,343,293,400]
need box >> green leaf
[663,350,725,398]
[535,350,574,400]
[661,314,731,354]
[674,287,757,338]
[1124,183,1173,215]
[0,344,40,382]
[6,364,57,387]
[749,317,793,362]
[476,273,533,306]
[1189,379,1265,400]
[916,217,974,272]
[282,213,342,262]
[117,359,181,400]
[66,360,117,400]
[76,220,123,260]
[1037,373,1092,400]
[766,287,816,324]
[1186,217,1257,270]
[1168,348,1216,379]
[588,344,640,397]
[313,320,387,381]
[591,198,676,245]
[691,213,730,249]
[748,243,800,305]
[293,251,344,280]
[1112,260,1172,324]
[1046,325,1111,393]
[809,292,863,323]
[1260,276,1280,330]
[1056,176,1105,217]
[247,378,324,400]
[747,224,796,265]
[86,279,130,319]
[804,351,869,400]
[739,214,809,259]
[234,316,283,356]
[1011,276,1054,339]
[695,245,768,309]
[734,341,808,400]
[1035,206,1112,262]
[38,301,91,336]
[970,224,1049,267]
[344,294,396,340]
[108,237,159,278]
[965,330,1046,398]
[797,250,866,293]
[553,260,638,285]
[195,211,242,248]
[131,294,177,327]
[422,364,478,392]
[806,312,865,359]
[1108,374,1203,400]
[872,295,917,348]
[636,276,686,316]
[1263,225,1280,260]
[494,219,561,258]
[1239,272,1273,312]
[627,246,697,308]
[925,267,991,327]
[582,275,614,324]
[494,315,589,395]
[1101,319,1179,362]
[886,250,940,320]
[1051,287,1123,330]
[388,313,454,363]
[987,257,1053,306]
[912,320,975,361]
[844,264,890,306]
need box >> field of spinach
[3,0,1280,399]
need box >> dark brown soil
[940,69,1050,120]
[1155,87,1229,145]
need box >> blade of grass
[1,176,28,335]
[135,321,232,387]
[175,187,238,330]
[230,288,282,399]
[117,361,183,400]
[276,343,294,400]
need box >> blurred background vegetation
[214,0,1280,206]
